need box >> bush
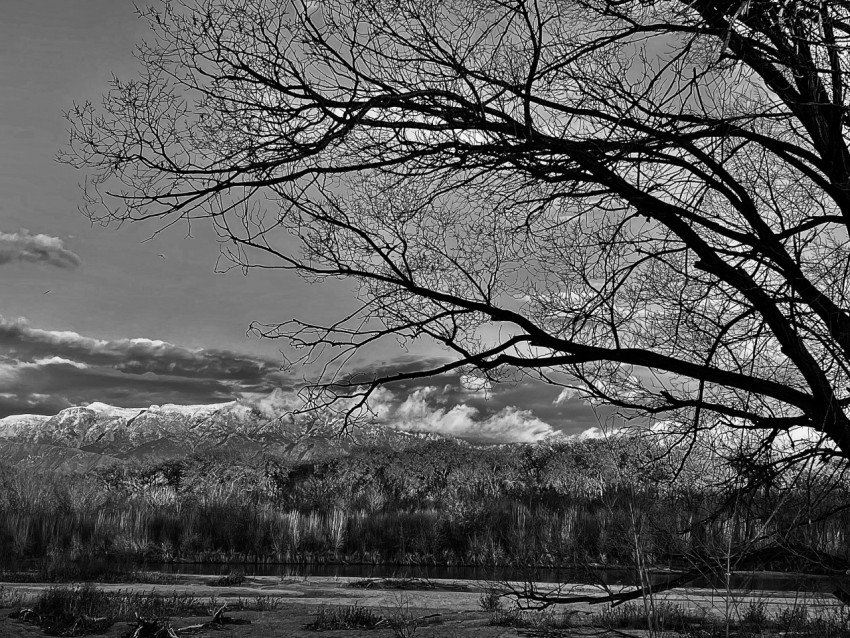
[776,603,808,630]
[209,570,246,587]
[804,606,850,638]
[595,601,705,633]
[489,606,573,630]
[306,604,383,630]
[385,594,419,638]
[11,584,273,636]
[740,600,769,630]
[28,584,115,636]
[478,587,503,612]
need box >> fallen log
[507,570,703,610]
[507,543,850,609]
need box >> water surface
[148,563,841,593]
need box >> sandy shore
[0,574,844,637]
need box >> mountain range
[0,392,443,472]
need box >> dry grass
[6,583,279,636]
[306,604,384,630]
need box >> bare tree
[63,0,850,468]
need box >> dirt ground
[0,574,844,637]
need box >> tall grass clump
[209,569,246,586]
[489,606,574,630]
[306,604,383,630]
[594,601,706,633]
[25,584,117,635]
[806,606,850,638]
[478,587,504,612]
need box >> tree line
[2,436,849,574]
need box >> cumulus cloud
[574,426,618,440]
[554,387,582,405]
[341,360,606,436]
[237,383,563,443]
[374,386,561,443]
[0,229,81,269]
[239,387,304,417]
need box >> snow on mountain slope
[0,413,50,439]
[0,391,442,465]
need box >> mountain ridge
[0,395,447,471]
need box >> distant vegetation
[1,437,849,574]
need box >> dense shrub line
[1,437,849,570]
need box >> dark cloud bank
[0,317,278,381]
[0,316,285,418]
[0,317,600,441]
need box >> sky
[0,0,607,442]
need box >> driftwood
[8,608,36,622]
[207,603,250,626]
[10,606,111,635]
[211,603,227,624]
[508,570,703,610]
[70,614,110,633]
[129,614,179,638]
[129,603,250,637]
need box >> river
[144,562,843,593]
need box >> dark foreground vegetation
[9,584,850,638]
[486,600,850,637]
[9,582,850,638]
[2,436,850,580]
[8,584,269,636]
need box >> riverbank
[1,573,846,637]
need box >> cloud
[373,386,561,443]
[0,356,241,417]
[0,229,81,269]
[240,382,565,443]
[554,387,581,405]
[339,356,459,387]
[340,359,609,436]
[0,316,290,418]
[347,362,611,439]
[459,373,492,394]
[575,426,618,440]
[0,392,71,419]
[0,316,281,382]
[31,356,88,369]
[239,387,304,417]
[0,316,609,439]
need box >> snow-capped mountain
[0,392,441,470]
[1,400,250,447]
